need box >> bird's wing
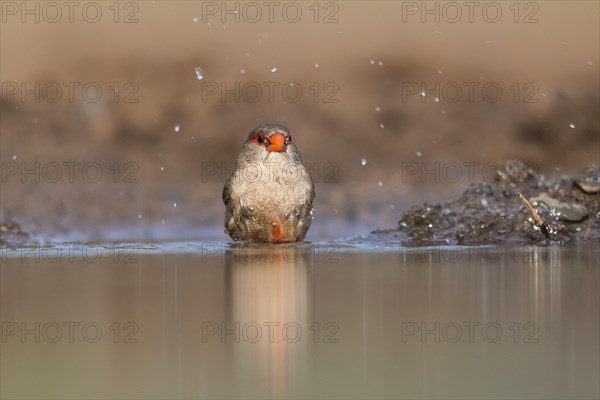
[222,176,239,238]
[308,170,316,201]
[222,176,232,206]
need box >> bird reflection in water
[223,243,312,398]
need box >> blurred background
[1,1,598,241]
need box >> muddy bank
[369,161,599,245]
[3,161,598,247]
[0,220,29,246]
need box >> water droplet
[174,124,181,133]
[378,61,383,66]
[120,190,124,196]
[160,166,164,171]
[437,69,443,75]
[161,219,165,225]
[12,155,16,160]
[379,123,384,128]
[270,65,278,73]
[138,213,142,220]
[369,60,375,65]
[314,63,320,68]
[587,61,594,66]
[240,68,245,74]
[361,158,367,166]
[568,122,575,129]
[194,67,204,80]
[193,17,198,22]
[420,91,426,97]
[375,106,381,112]
[441,109,447,115]
[390,204,395,209]
[173,202,177,208]
[377,181,383,187]
[416,151,422,157]
[481,198,488,207]
[434,97,440,103]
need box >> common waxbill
[223,124,315,243]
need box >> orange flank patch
[268,220,289,243]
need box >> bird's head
[240,124,300,163]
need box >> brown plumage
[223,124,315,243]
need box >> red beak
[267,132,287,152]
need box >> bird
[223,124,315,243]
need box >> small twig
[517,192,551,243]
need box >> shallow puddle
[1,242,598,398]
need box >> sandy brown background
[1,1,598,240]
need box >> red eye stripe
[250,132,267,145]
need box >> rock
[574,167,600,194]
[495,160,536,184]
[532,194,588,222]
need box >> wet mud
[372,161,599,245]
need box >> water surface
[1,242,598,399]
